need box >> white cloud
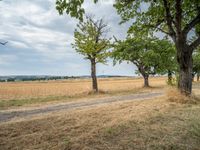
[0,0,134,76]
[10,41,29,49]
[0,54,18,65]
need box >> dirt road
[0,92,164,123]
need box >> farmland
[1,0,200,149]
[0,77,166,109]
[0,77,200,149]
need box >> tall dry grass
[166,87,200,104]
[0,77,166,100]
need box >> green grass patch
[0,88,151,110]
[0,95,73,109]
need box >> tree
[56,0,98,21]
[114,0,200,95]
[153,39,177,85]
[72,16,110,92]
[193,49,200,81]
[56,0,200,95]
[112,34,175,87]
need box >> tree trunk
[168,70,173,84]
[137,65,150,87]
[90,59,98,92]
[143,74,149,87]
[192,73,195,82]
[177,45,193,96]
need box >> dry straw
[166,87,200,104]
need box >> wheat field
[0,77,166,100]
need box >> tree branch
[146,21,170,35]
[145,19,169,35]
[189,36,200,50]
[132,60,140,68]
[175,0,182,36]
[183,13,200,35]
[157,27,169,35]
[163,0,176,41]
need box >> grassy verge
[0,97,199,149]
[0,87,159,110]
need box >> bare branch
[148,24,170,35]
[145,18,170,35]
[113,36,119,42]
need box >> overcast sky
[0,0,136,76]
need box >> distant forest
[0,75,129,82]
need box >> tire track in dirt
[0,92,164,123]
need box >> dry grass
[167,87,200,104]
[1,78,200,149]
[0,77,166,109]
[0,97,200,150]
[0,77,166,100]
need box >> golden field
[0,77,166,100]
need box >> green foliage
[72,16,111,64]
[114,0,200,39]
[167,74,179,86]
[167,77,177,86]
[56,0,98,21]
[153,39,177,74]
[193,48,200,75]
[112,32,176,76]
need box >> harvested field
[0,97,200,150]
[0,77,166,109]
[0,77,166,100]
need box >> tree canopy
[72,16,110,64]
[56,0,98,21]
[114,0,200,45]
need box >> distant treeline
[0,75,127,82]
[0,76,78,82]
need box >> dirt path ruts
[0,92,164,123]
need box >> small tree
[72,16,110,92]
[112,34,174,87]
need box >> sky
[0,0,136,76]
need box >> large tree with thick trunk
[72,16,110,92]
[114,0,200,95]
